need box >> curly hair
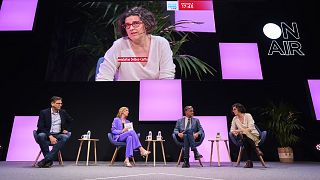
[232,103,246,114]
[118,6,156,37]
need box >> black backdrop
[0,0,319,162]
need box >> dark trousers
[177,129,200,159]
[236,134,258,160]
[37,133,70,161]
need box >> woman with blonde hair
[111,107,150,167]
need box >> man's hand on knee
[49,135,58,144]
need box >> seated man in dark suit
[173,106,204,168]
[36,96,74,168]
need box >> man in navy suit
[36,96,73,168]
[174,106,204,168]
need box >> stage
[0,161,319,180]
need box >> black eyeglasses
[122,21,143,29]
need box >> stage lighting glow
[263,23,282,39]
[316,144,320,151]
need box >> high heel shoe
[124,161,132,167]
[140,150,151,158]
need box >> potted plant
[259,101,304,163]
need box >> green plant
[67,1,216,80]
[259,101,304,147]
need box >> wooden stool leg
[216,141,221,167]
[176,148,183,166]
[210,141,214,166]
[58,151,64,165]
[198,159,203,167]
[110,147,119,165]
[236,146,243,167]
[86,140,91,166]
[76,141,83,165]
[258,155,267,168]
[33,151,42,167]
[160,141,166,165]
[145,141,151,165]
[225,141,233,166]
[153,141,156,167]
[94,141,97,165]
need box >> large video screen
[45,0,217,81]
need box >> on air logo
[263,22,305,56]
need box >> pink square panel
[308,80,320,120]
[0,0,38,31]
[189,116,231,163]
[139,80,182,121]
[219,43,263,80]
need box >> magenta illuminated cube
[219,43,263,80]
[6,116,42,161]
[139,80,182,121]
[308,80,320,120]
[0,0,38,31]
[190,116,231,163]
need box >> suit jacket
[36,108,73,136]
[173,117,204,136]
[111,117,130,141]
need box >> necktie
[186,118,191,129]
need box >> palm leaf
[259,101,304,147]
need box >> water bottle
[87,130,91,139]
[216,132,221,140]
[157,131,162,140]
[147,131,152,140]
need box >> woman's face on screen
[124,16,146,41]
